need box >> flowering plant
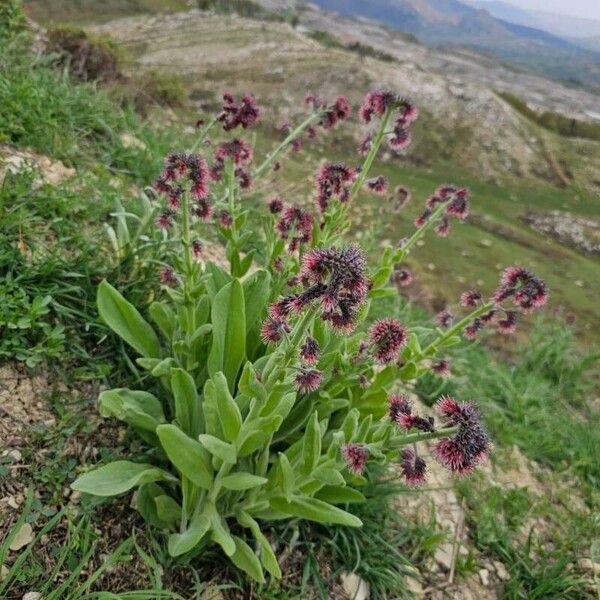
[72,90,547,581]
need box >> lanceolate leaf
[167,512,210,557]
[71,461,174,497]
[212,372,242,442]
[230,535,265,583]
[270,495,362,527]
[170,368,200,436]
[236,511,282,579]
[97,280,161,358]
[220,473,267,491]
[242,269,271,335]
[198,434,236,464]
[208,279,246,390]
[99,388,165,432]
[156,425,212,489]
[315,486,366,504]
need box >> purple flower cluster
[315,162,358,213]
[267,245,369,334]
[275,205,313,253]
[154,152,211,229]
[358,90,418,151]
[209,139,253,188]
[368,318,409,364]
[493,266,549,313]
[432,396,490,476]
[414,185,470,235]
[217,93,261,131]
[389,394,434,432]
[342,443,368,475]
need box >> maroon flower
[295,368,323,392]
[272,161,281,172]
[268,196,284,214]
[275,205,313,252]
[463,318,484,340]
[357,133,373,157]
[393,268,413,287]
[393,185,411,210]
[368,318,409,364]
[342,443,368,475]
[300,337,320,364]
[459,290,482,308]
[435,216,450,237]
[400,447,427,486]
[414,209,431,228]
[159,266,178,287]
[432,358,451,377]
[389,393,412,424]
[305,93,325,109]
[436,309,454,329]
[217,93,261,131]
[155,211,173,230]
[432,397,490,475]
[480,309,497,324]
[493,267,548,313]
[191,240,203,260]
[321,96,352,129]
[260,316,290,344]
[315,162,357,213]
[191,198,213,221]
[219,210,233,229]
[358,374,369,388]
[497,310,518,334]
[366,175,389,195]
[214,138,253,167]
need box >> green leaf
[213,372,242,442]
[137,483,170,528]
[154,495,182,529]
[171,368,199,436]
[202,378,223,439]
[301,412,321,475]
[220,473,267,491]
[206,502,235,556]
[236,511,281,579]
[278,454,295,502]
[230,536,265,583]
[72,461,173,497]
[167,513,210,557]
[208,279,246,390]
[156,425,212,489]
[315,485,366,504]
[242,269,271,335]
[205,261,232,300]
[312,466,345,486]
[99,388,165,432]
[97,280,160,358]
[270,495,362,527]
[198,434,236,464]
[149,301,175,340]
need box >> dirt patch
[0,144,76,186]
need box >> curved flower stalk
[72,88,549,584]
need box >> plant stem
[401,202,447,254]
[423,301,495,355]
[253,111,323,179]
[391,425,459,448]
[190,116,218,153]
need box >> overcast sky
[477,0,600,21]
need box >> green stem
[390,425,459,449]
[253,111,324,179]
[190,116,218,153]
[423,301,495,355]
[401,201,447,254]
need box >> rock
[434,543,453,571]
[119,133,147,151]
[23,593,42,600]
[340,571,370,600]
[8,449,22,461]
[479,567,490,587]
[10,523,33,551]
[199,587,225,600]
[0,565,8,581]
[480,238,492,247]
[404,575,424,596]
[578,558,600,576]
[493,560,509,581]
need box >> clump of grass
[308,30,397,62]
[498,90,600,142]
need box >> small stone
[578,558,600,575]
[8,449,22,461]
[493,560,509,581]
[120,133,147,151]
[199,587,225,600]
[1,565,8,581]
[480,238,492,247]
[434,543,453,570]
[479,567,490,587]
[340,571,370,600]
[10,523,33,551]
[7,496,20,510]
[574,280,584,287]
[427,262,436,271]
[23,593,42,600]
[405,575,423,595]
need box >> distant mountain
[309,0,600,89]
[474,1,600,40]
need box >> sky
[477,0,600,21]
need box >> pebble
[340,571,370,600]
[578,558,600,575]
[9,523,33,551]
[23,593,42,600]
[493,560,509,581]
[479,567,490,587]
